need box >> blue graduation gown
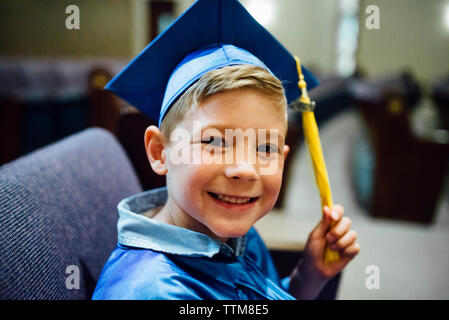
[92,187,295,300]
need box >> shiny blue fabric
[92,187,294,300]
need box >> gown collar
[117,187,246,258]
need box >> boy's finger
[329,230,357,251]
[326,217,352,244]
[330,204,344,221]
[342,242,361,258]
[309,206,332,240]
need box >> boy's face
[159,88,289,242]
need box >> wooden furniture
[351,73,449,223]
[0,58,126,166]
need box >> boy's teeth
[216,193,250,204]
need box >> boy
[93,0,359,300]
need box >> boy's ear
[283,145,290,160]
[144,125,168,176]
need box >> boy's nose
[224,163,258,181]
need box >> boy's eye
[257,144,279,155]
[201,136,227,148]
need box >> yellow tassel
[295,56,340,264]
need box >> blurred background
[1,0,448,299]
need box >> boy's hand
[289,205,360,299]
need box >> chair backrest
[0,128,142,299]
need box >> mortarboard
[107,0,340,264]
[105,0,319,126]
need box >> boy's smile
[148,88,289,243]
[207,191,260,210]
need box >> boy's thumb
[310,206,332,240]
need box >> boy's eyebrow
[199,124,285,142]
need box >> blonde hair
[160,64,287,143]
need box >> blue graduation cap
[106,0,319,126]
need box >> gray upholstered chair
[0,128,142,299]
